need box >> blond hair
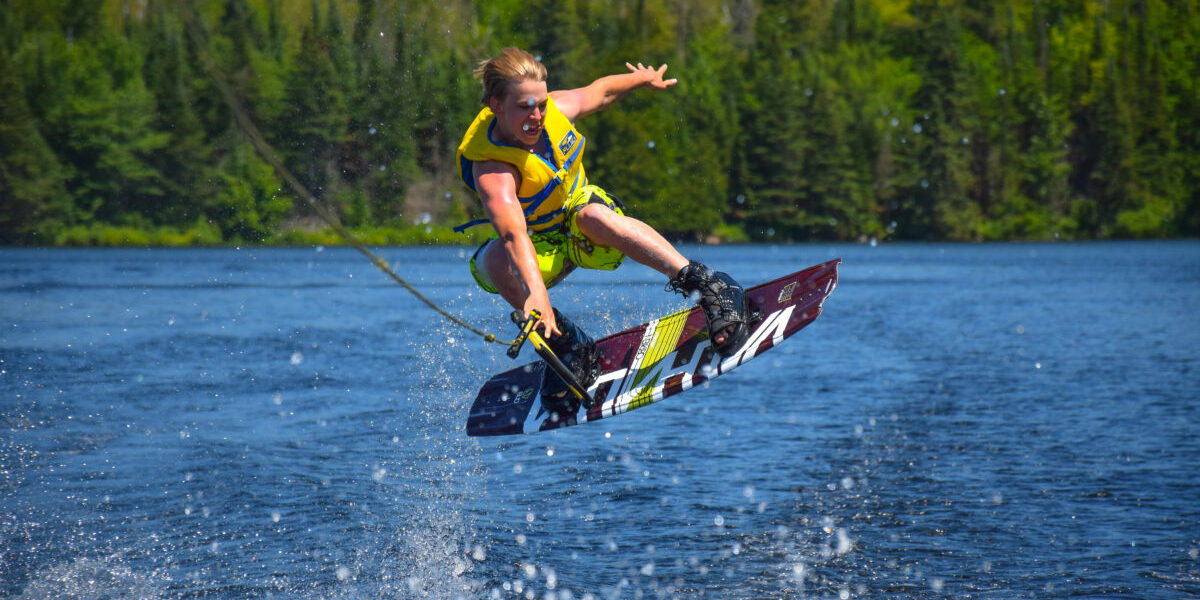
[474,47,547,106]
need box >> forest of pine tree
[1,0,1197,245]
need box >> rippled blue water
[2,242,1198,599]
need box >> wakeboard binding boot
[667,260,752,357]
[539,308,602,416]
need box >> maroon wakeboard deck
[466,259,840,436]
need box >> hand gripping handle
[508,310,595,407]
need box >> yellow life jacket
[454,96,587,234]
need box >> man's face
[490,79,548,147]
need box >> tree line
[1,0,1197,246]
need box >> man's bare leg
[572,204,688,277]
[480,239,529,311]
[573,204,737,346]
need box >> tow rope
[178,1,513,347]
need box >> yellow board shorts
[469,185,626,294]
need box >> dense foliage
[2,0,1197,245]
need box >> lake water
[2,242,1198,599]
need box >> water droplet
[336,566,351,581]
[290,352,303,365]
[836,528,853,554]
[647,140,656,149]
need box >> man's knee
[574,203,622,235]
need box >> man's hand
[523,291,561,339]
[624,62,677,90]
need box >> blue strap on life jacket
[526,208,564,229]
[453,218,491,233]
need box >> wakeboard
[466,259,840,436]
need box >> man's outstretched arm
[551,62,677,121]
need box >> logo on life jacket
[558,130,577,156]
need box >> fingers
[625,62,667,74]
[537,312,561,339]
[524,303,561,339]
[625,61,677,88]
[656,64,678,87]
